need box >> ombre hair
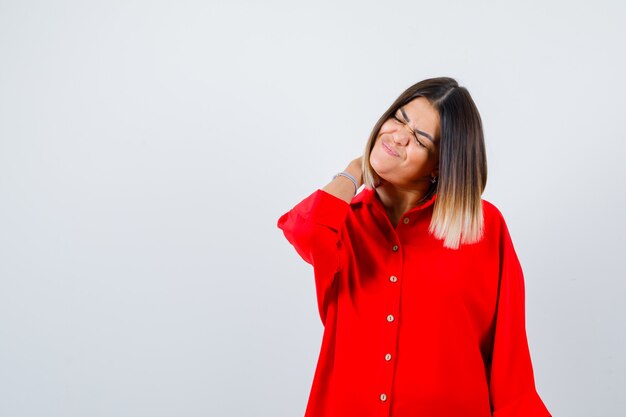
[361,77,487,250]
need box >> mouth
[382,140,400,157]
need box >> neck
[374,181,434,224]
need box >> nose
[392,126,412,146]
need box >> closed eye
[392,113,426,148]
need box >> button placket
[381,240,402,408]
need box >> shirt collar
[351,186,438,212]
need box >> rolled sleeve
[277,189,351,324]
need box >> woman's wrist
[345,167,363,189]
[333,171,359,194]
[323,156,364,203]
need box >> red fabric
[277,187,551,417]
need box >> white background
[1,1,625,416]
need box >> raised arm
[277,156,363,324]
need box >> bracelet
[333,171,358,194]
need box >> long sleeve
[277,189,351,325]
[488,216,551,417]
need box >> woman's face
[369,96,440,187]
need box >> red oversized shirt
[277,186,551,417]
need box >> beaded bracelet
[333,171,358,194]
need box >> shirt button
[403,217,410,224]
[392,245,399,252]
[380,393,387,402]
[385,353,392,361]
[387,314,394,322]
[389,275,398,283]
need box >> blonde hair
[362,77,487,250]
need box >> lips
[382,140,400,157]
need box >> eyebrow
[399,107,435,143]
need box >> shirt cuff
[493,389,551,417]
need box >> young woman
[277,77,551,417]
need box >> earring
[430,175,437,183]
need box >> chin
[370,153,391,172]
[370,168,390,186]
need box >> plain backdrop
[1,1,625,416]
